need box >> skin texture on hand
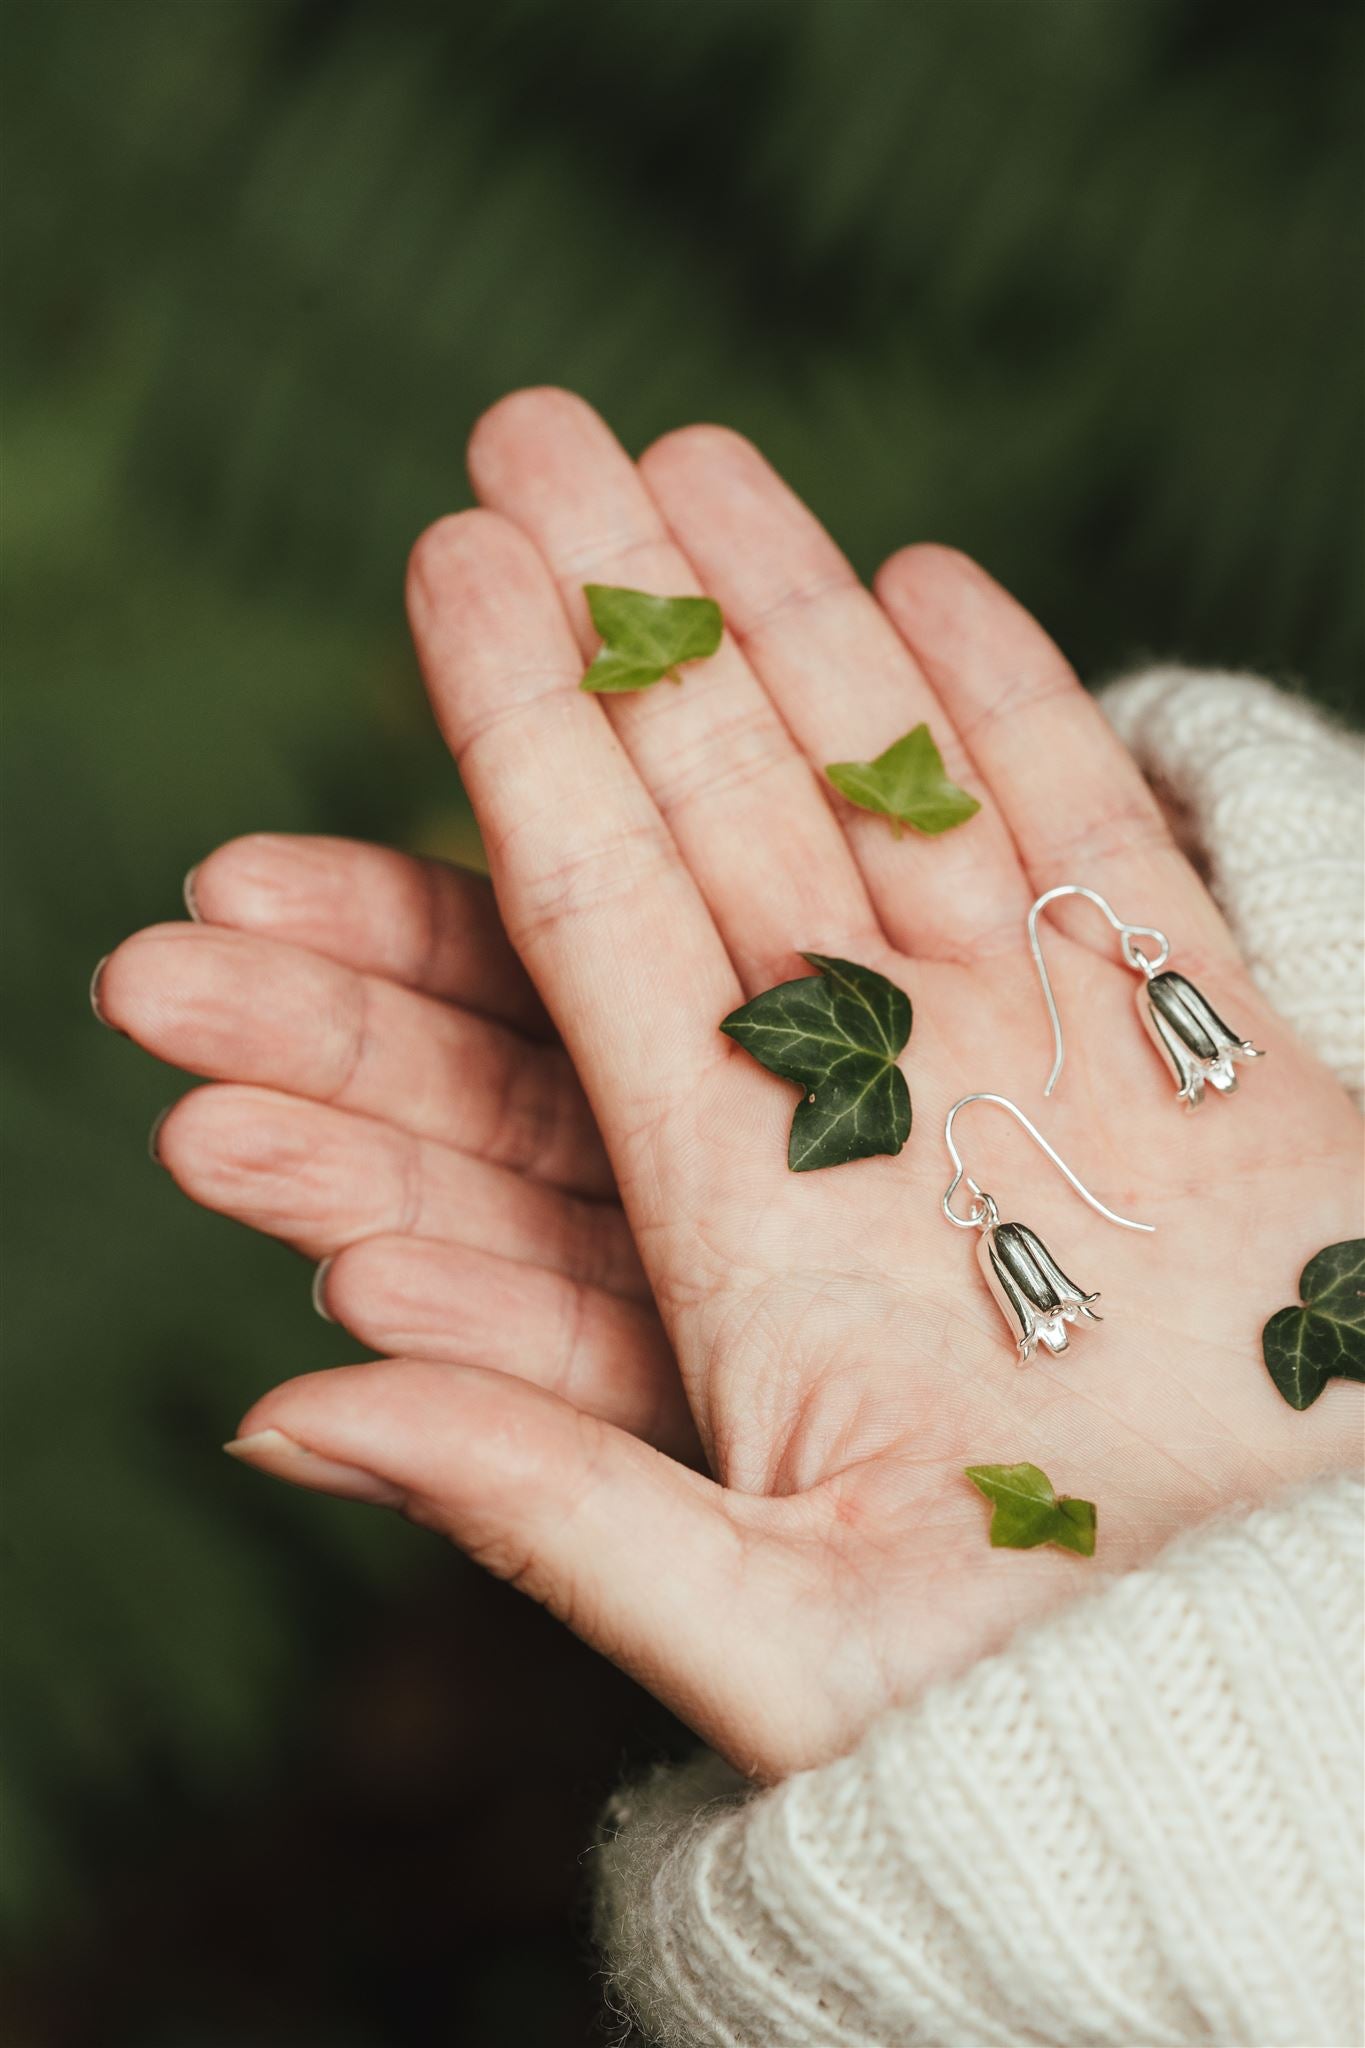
[98,391,1364,1782]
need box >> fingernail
[223,1428,405,1506]
[311,1258,336,1323]
[183,865,202,921]
[89,955,111,1025]
[148,1105,173,1165]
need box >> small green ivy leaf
[1261,1238,1365,1409]
[825,723,981,836]
[581,584,723,693]
[720,954,911,1172]
[965,1463,1097,1556]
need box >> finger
[466,388,880,989]
[874,546,1243,970]
[406,504,742,1220]
[639,426,1030,961]
[155,1084,648,1299]
[100,923,614,1198]
[188,833,550,1036]
[227,1360,778,1762]
[317,1236,695,1457]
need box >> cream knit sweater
[592,670,1365,2048]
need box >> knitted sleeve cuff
[1098,666,1364,1105]
[593,1474,1365,2048]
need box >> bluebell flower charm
[942,1094,1154,1372]
[1028,884,1266,1111]
[977,1217,1101,1364]
[1138,970,1263,1109]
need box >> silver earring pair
[941,885,1264,1366]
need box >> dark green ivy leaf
[825,723,980,835]
[965,1463,1097,1556]
[720,953,911,1172]
[581,584,723,693]
[1261,1238,1365,1409]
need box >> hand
[101,392,1362,1781]
[98,834,697,1457]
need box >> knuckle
[555,527,662,583]
[318,974,371,1106]
[1043,793,1171,871]
[497,818,672,953]
[495,1047,569,1180]
[557,1192,624,1296]
[550,1275,592,1403]
[958,662,1072,743]
[649,703,791,815]
[736,568,860,644]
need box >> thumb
[227,1358,754,1742]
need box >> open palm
[102,392,1362,1778]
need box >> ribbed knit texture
[592,672,1365,2048]
[1100,667,1364,1106]
[595,1478,1364,2048]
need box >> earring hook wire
[941,1092,1154,1233]
[1027,884,1171,1096]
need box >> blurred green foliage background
[3,1,1361,2039]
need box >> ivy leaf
[581,584,723,693]
[825,723,981,836]
[1261,1238,1365,1410]
[720,953,911,1172]
[965,1463,1097,1556]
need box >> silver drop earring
[942,1093,1153,1364]
[1028,884,1264,1109]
